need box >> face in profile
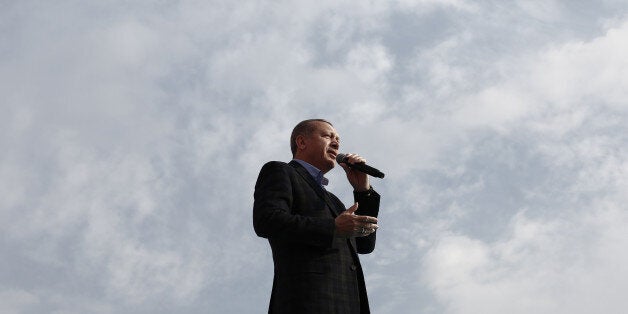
[299,121,340,173]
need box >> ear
[295,134,307,151]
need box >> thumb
[345,202,358,215]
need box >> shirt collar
[292,159,329,187]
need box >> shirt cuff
[354,186,375,197]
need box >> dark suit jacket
[253,160,380,314]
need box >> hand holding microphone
[336,153,385,178]
[334,154,382,238]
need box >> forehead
[312,121,338,134]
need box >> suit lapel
[289,160,342,217]
[289,161,359,253]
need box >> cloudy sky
[2,1,628,313]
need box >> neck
[294,157,331,174]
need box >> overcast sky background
[2,1,628,313]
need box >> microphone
[336,153,385,178]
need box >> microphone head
[335,153,348,163]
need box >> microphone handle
[347,162,385,178]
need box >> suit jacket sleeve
[353,188,380,254]
[253,161,336,248]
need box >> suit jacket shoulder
[253,160,336,248]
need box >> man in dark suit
[253,119,381,314]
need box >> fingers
[355,215,377,224]
[339,153,367,165]
[352,215,378,237]
[353,224,378,237]
[336,203,379,238]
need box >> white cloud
[0,289,39,314]
[403,16,628,314]
[524,22,628,110]
[395,0,478,12]
[422,204,628,314]
[346,43,393,87]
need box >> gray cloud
[2,1,628,313]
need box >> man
[253,119,381,314]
